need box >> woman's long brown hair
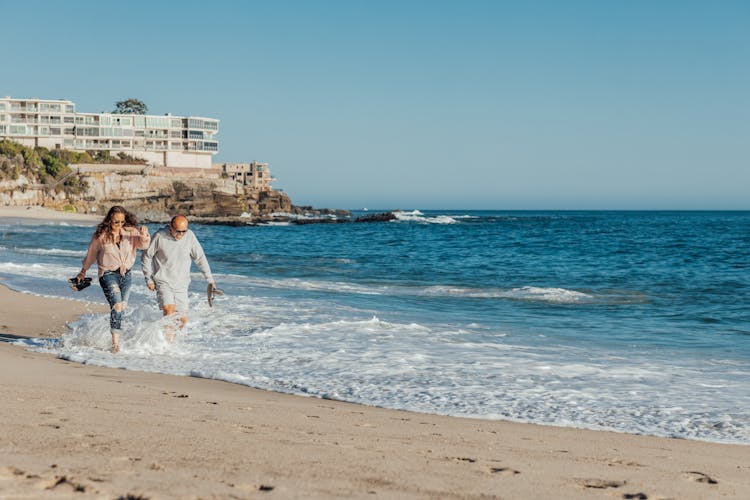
[93,206,139,242]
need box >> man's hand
[147,280,156,291]
[207,282,224,307]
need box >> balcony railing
[10,117,37,124]
[10,105,38,112]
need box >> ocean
[1,210,748,444]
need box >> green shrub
[41,152,69,178]
[53,149,94,164]
[63,175,88,195]
[0,139,25,157]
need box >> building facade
[0,97,219,168]
[219,161,274,191]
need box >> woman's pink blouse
[81,227,151,277]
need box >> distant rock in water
[355,211,397,223]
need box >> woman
[75,206,150,352]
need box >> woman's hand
[140,225,150,238]
[76,270,86,283]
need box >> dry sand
[1,209,748,498]
[0,205,100,223]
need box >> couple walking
[75,206,219,352]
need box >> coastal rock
[0,164,303,223]
[355,211,397,223]
[0,155,351,224]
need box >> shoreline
[0,285,748,498]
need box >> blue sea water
[1,210,749,444]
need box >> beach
[1,207,749,499]
[2,286,749,499]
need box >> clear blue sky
[2,1,748,210]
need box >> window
[146,116,169,128]
[77,127,99,137]
[114,117,132,126]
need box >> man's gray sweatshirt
[141,226,214,290]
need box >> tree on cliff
[112,98,148,115]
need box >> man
[141,215,218,341]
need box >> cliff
[0,163,295,223]
[0,140,351,223]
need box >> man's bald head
[170,215,189,238]
[171,215,188,229]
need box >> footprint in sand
[46,475,87,492]
[489,466,520,476]
[682,471,718,484]
[576,478,625,489]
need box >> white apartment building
[0,97,219,168]
[219,161,274,191]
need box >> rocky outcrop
[0,154,359,224]
[0,176,47,206]
[0,164,298,223]
[355,211,397,222]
